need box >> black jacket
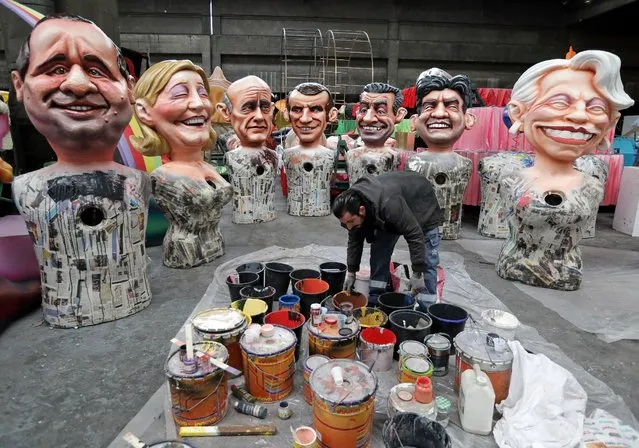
[346,171,443,274]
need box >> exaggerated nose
[187,90,205,111]
[300,108,312,123]
[565,100,588,123]
[361,107,376,124]
[59,65,97,97]
[431,102,448,118]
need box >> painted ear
[217,103,231,121]
[134,99,154,126]
[409,114,418,132]
[328,107,339,124]
[11,71,24,102]
[126,75,136,104]
[506,100,526,134]
[283,108,290,123]
[395,107,407,123]
[464,111,476,130]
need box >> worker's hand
[409,272,426,295]
[344,272,356,293]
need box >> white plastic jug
[459,363,495,435]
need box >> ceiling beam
[566,0,638,24]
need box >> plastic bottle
[458,364,495,435]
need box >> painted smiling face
[143,70,213,153]
[411,88,473,151]
[287,90,332,147]
[519,68,614,162]
[12,19,133,157]
[356,92,399,148]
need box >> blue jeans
[368,227,441,305]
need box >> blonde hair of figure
[131,60,217,157]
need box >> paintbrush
[171,338,242,377]
[179,425,278,437]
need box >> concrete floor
[0,196,637,448]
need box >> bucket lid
[310,359,377,404]
[240,325,296,356]
[390,383,438,415]
[192,308,247,334]
[305,355,330,372]
[165,341,229,378]
[307,313,360,339]
[454,329,513,364]
[481,309,520,330]
[424,333,451,351]
[402,356,432,374]
[399,340,428,357]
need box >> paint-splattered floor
[0,194,638,448]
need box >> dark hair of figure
[361,82,403,113]
[286,82,334,115]
[415,74,471,113]
[15,13,129,80]
[332,190,364,219]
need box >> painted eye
[588,105,606,114]
[292,107,302,113]
[51,66,67,75]
[550,100,570,109]
[197,87,209,98]
[87,68,103,77]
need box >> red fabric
[477,88,512,107]
[402,86,417,109]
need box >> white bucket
[354,268,370,298]
[480,309,519,341]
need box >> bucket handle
[246,353,296,398]
[172,370,225,414]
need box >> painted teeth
[183,118,205,125]
[544,128,593,141]
[67,105,94,111]
[363,126,383,131]
[428,123,450,129]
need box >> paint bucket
[382,412,451,448]
[294,278,330,319]
[265,262,294,299]
[480,309,520,341]
[263,309,306,359]
[294,426,319,448]
[231,298,268,325]
[388,310,432,360]
[320,295,337,312]
[303,355,330,404]
[353,307,388,328]
[454,329,514,404]
[398,340,429,366]
[319,262,347,297]
[424,333,452,377]
[332,290,368,310]
[240,325,297,402]
[358,327,396,372]
[387,383,436,420]
[378,292,415,319]
[226,272,260,301]
[165,342,229,427]
[239,285,277,313]
[308,312,360,359]
[427,303,468,347]
[290,268,321,285]
[399,356,433,383]
[192,308,250,372]
[236,262,265,286]
[279,294,301,312]
[354,269,370,299]
[310,359,378,448]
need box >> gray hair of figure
[361,82,403,113]
[509,50,634,114]
[415,68,472,113]
[221,93,233,113]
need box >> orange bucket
[240,325,297,402]
[165,342,229,426]
[310,359,378,448]
[307,314,360,359]
[303,355,330,404]
[192,308,250,373]
[398,356,433,384]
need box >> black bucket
[382,413,451,448]
[239,285,277,313]
[388,310,432,360]
[236,262,265,286]
[293,278,330,319]
[321,295,337,312]
[264,262,294,299]
[427,303,468,347]
[290,268,321,285]
[319,262,347,297]
[378,292,415,318]
[226,272,260,301]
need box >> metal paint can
[454,329,514,403]
[165,342,229,427]
[424,333,452,376]
[398,340,428,366]
[303,355,330,404]
[310,359,378,448]
[399,356,433,384]
[358,327,396,372]
[192,308,250,372]
[240,325,297,402]
[307,312,360,359]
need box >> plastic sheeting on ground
[108,245,637,448]
[457,239,639,343]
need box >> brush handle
[179,425,278,437]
